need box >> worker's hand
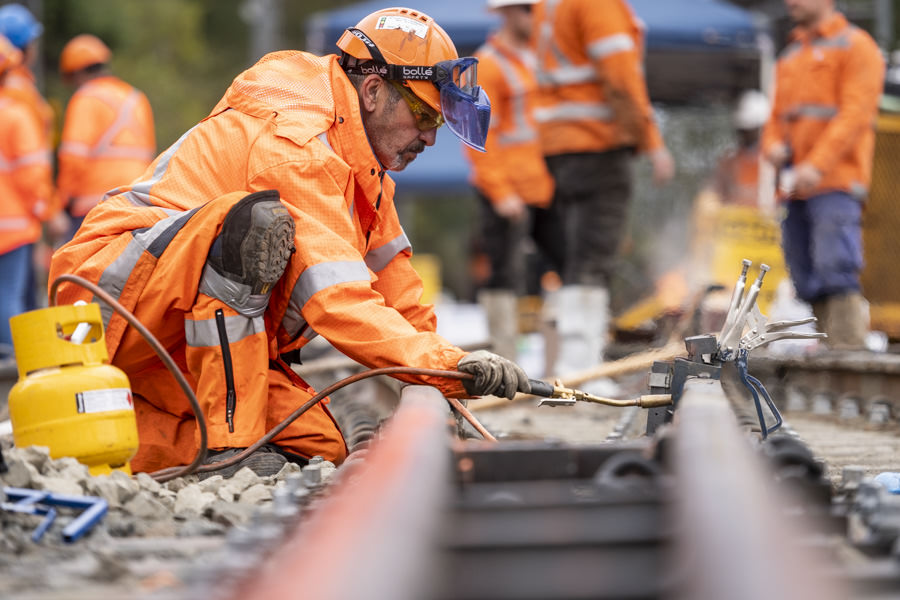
[794,162,823,196]
[457,350,530,400]
[765,142,790,168]
[45,212,71,244]
[493,195,526,221]
[649,147,675,186]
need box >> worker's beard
[388,139,426,171]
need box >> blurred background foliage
[32,0,359,149]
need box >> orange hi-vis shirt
[57,75,155,217]
[0,86,53,255]
[762,12,884,200]
[5,64,54,138]
[52,51,469,400]
[712,144,762,208]
[532,0,663,156]
[464,33,554,207]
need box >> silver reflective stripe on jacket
[364,232,410,273]
[0,148,52,172]
[185,313,265,347]
[282,260,372,338]
[198,265,272,318]
[587,33,634,60]
[95,207,200,327]
[59,87,154,162]
[536,0,597,87]
[481,42,538,145]
[111,123,200,207]
[785,103,838,121]
[534,101,614,123]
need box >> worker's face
[784,0,833,27]
[360,75,437,172]
[501,5,534,42]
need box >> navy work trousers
[781,191,863,303]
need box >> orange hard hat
[336,7,458,114]
[59,34,111,75]
[0,34,21,76]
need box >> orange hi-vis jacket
[5,64,54,138]
[57,75,155,217]
[50,52,469,472]
[711,145,761,208]
[762,12,884,200]
[532,0,663,157]
[464,34,554,207]
[0,86,53,255]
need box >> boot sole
[241,201,295,295]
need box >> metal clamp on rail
[645,260,826,438]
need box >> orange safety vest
[762,12,884,200]
[0,88,53,255]
[532,0,663,156]
[5,65,54,138]
[464,33,554,207]
[711,145,761,208]
[50,52,468,472]
[57,76,155,217]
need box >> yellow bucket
[8,303,138,476]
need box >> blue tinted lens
[440,85,491,152]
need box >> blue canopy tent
[306,0,767,194]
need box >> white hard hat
[487,0,540,8]
[733,90,770,130]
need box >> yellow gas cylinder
[8,303,139,476]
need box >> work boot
[825,292,869,350]
[811,299,829,336]
[208,190,295,295]
[552,285,609,377]
[198,444,288,480]
[477,288,519,360]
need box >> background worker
[532,0,675,381]
[0,35,54,359]
[0,3,59,312]
[463,0,562,362]
[56,34,156,242]
[762,0,884,349]
[50,7,531,477]
[0,3,52,136]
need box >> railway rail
[2,341,900,598]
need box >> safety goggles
[341,28,492,152]
[388,80,445,131]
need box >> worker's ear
[359,74,387,114]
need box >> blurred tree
[31,0,359,149]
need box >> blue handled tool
[2,487,108,543]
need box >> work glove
[457,350,530,400]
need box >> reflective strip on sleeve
[115,124,199,207]
[185,314,265,347]
[95,207,200,327]
[198,265,272,318]
[587,33,635,60]
[0,149,52,172]
[785,103,838,121]
[537,64,596,86]
[281,260,371,338]
[534,101,614,123]
[0,217,32,230]
[364,232,411,273]
[290,260,371,312]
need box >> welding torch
[527,379,672,409]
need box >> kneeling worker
[50,7,531,476]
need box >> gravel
[0,441,335,599]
